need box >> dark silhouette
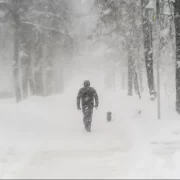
[77,80,99,132]
[107,111,112,122]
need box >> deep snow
[1,81,180,178]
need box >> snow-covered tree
[0,0,73,102]
[92,0,142,97]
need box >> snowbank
[0,89,180,178]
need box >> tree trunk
[141,0,156,97]
[28,43,35,95]
[34,42,44,96]
[21,40,34,96]
[44,44,53,96]
[128,49,133,96]
[121,70,125,90]
[113,62,116,92]
[174,0,180,114]
[133,70,141,99]
[131,46,141,99]
[12,0,22,102]
[13,25,22,102]
[44,58,53,96]
[137,46,144,92]
[20,25,31,99]
[28,55,35,95]
[21,53,29,99]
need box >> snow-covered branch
[31,10,69,32]
[21,21,66,34]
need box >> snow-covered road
[1,89,180,178]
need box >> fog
[0,0,128,98]
[0,0,180,179]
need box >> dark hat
[84,80,90,87]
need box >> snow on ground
[0,82,180,178]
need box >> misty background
[0,0,175,106]
[1,0,180,179]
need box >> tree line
[0,0,180,115]
[0,0,73,102]
[91,0,180,114]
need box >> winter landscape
[0,0,180,179]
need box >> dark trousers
[82,105,93,132]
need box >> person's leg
[86,108,93,132]
[83,114,88,131]
[83,106,89,131]
[82,106,94,132]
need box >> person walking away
[77,80,99,132]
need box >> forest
[0,0,179,115]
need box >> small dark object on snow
[107,111,112,122]
[138,110,142,114]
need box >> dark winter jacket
[77,87,99,109]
